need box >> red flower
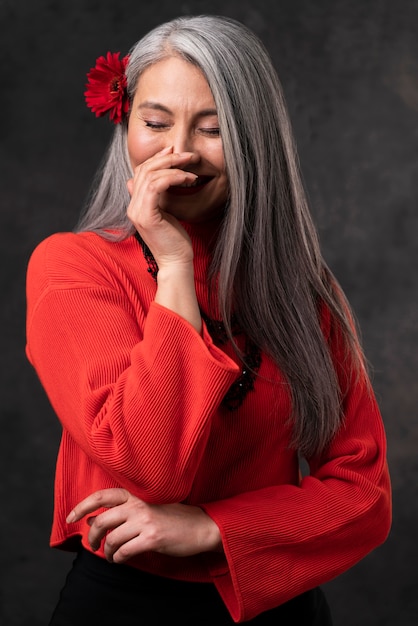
[85,52,130,124]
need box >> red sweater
[26,224,391,623]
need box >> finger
[150,170,198,191]
[128,161,197,206]
[66,488,129,523]
[158,146,174,156]
[132,170,198,200]
[110,533,147,564]
[103,521,143,562]
[126,171,198,228]
[133,151,195,181]
[87,507,128,551]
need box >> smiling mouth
[167,175,213,195]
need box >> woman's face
[127,56,228,223]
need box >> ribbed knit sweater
[25,223,391,623]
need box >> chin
[161,201,225,224]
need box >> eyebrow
[137,101,218,117]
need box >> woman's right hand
[127,146,202,332]
[126,146,198,272]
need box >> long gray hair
[77,15,366,457]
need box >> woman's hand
[127,146,202,332]
[127,146,198,271]
[66,488,223,563]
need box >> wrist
[156,262,194,283]
[154,264,202,334]
[198,508,224,553]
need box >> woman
[26,14,391,625]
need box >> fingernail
[66,511,76,523]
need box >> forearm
[154,264,202,334]
[28,288,239,502]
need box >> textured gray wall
[1,0,417,624]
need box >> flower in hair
[85,52,130,124]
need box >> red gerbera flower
[85,52,130,124]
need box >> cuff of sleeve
[146,301,241,374]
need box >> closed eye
[144,121,168,130]
[200,128,220,137]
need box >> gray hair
[76,15,366,457]
[77,15,304,263]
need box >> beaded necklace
[134,232,262,410]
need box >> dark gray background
[1,0,417,624]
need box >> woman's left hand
[66,488,223,563]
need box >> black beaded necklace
[134,232,262,410]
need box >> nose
[170,125,196,157]
[171,128,194,152]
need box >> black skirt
[49,548,333,625]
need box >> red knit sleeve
[201,315,391,622]
[26,234,240,503]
